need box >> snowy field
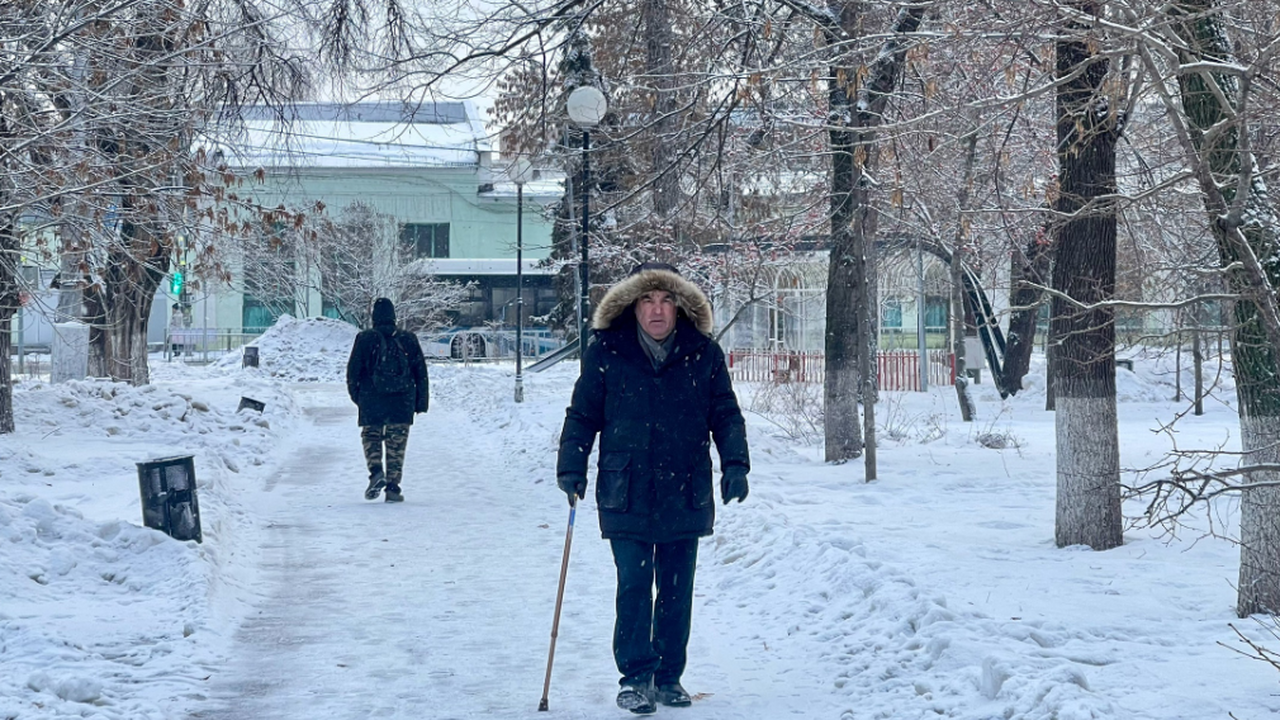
[2,315,1278,719]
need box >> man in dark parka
[556,262,750,714]
[346,298,429,502]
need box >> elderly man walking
[556,262,750,714]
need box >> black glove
[557,473,587,505]
[721,468,749,504]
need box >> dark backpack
[372,333,414,394]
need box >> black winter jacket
[557,269,749,543]
[346,300,429,426]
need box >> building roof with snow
[211,101,492,170]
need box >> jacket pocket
[596,452,632,512]
[691,457,714,509]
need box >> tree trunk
[56,216,90,322]
[93,11,186,386]
[56,37,92,326]
[86,282,109,378]
[103,213,166,385]
[1192,323,1203,415]
[950,250,973,421]
[0,313,13,434]
[822,6,866,463]
[1044,341,1055,411]
[1173,317,1183,401]
[822,5,924,463]
[1239,418,1280,615]
[1051,1,1123,550]
[1004,227,1052,393]
[642,0,680,218]
[1166,0,1280,615]
[860,244,877,480]
[823,107,867,462]
[950,128,979,421]
[0,213,18,433]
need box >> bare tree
[793,4,927,470]
[0,0,333,398]
[311,201,471,332]
[948,129,981,421]
[1050,0,1125,550]
[1134,0,1280,615]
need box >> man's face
[635,290,677,341]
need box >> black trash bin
[243,345,259,368]
[237,397,265,413]
[136,455,203,543]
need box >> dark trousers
[360,424,411,486]
[609,537,698,687]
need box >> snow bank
[1,362,298,718]
[2,317,1276,720]
[963,348,1236,406]
[0,496,210,718]
[707,508,1118,719]
[213,314,358,382]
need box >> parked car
[421,328,494,360]
[421,327,564,361]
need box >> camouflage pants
[361,424,411,487]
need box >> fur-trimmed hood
[592,268,713,336]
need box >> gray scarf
[637,324,676,369]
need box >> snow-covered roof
[481,177,565,200]
[422,258,554,276]
[208,101,492,170]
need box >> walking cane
[539,496,577,711]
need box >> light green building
[193,101,561,339]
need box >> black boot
[656,682,691,707]
[364,470,386,500]
[616,680,656,715]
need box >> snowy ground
[2,316,1278,719]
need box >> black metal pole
[515,181,525,403]
[578,129,591,367]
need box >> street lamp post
[510,158,534,403]
[566,86,608,366]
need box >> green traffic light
[171,270,185,295]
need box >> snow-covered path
[189,376,840,719]
[172,361,1280,720]
[9,319,1279,720]
[190,384,600,718]
[6,328,1280,720]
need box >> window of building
[882,298,903,328]
[243,294,282,333]
[925,297,947,330]
[321,298,357,325]
[242,223,297,331]
[401,223,450,259]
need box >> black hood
[372,298,396,329]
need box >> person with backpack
[346,297,429,502]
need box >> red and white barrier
[727,348,955,391]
